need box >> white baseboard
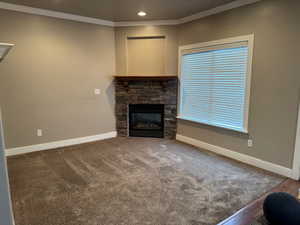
[5,132,296,179]
[5,131,117,156]
[176,134,294,179]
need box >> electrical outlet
[94,89,101,95]
[37,129,43,137]
[248,139,253,147]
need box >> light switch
[248,139,253,147]
[37,129,43,137]
[94,89,101,95]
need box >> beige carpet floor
[7,137,283,225]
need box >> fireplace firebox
[129,104,164,138]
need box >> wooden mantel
[113,75,178,81]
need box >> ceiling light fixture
[138,11,147,17]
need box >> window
[178,35,254,133]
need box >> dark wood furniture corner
[218,179,300,225]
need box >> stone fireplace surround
[115,76,178,139]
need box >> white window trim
[177,34,254,133]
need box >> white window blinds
[179,37,253,133]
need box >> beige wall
[177,0,300,168]
[0,9,116,148]
[0,0,299,170]
[127,38,165,75]
[115,26,178,76]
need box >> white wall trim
[5,131,117,156]
[178,34,254,52]
[292,101,300,180]
[0,2,114,27]
[0,0,261,27]
[178,34,254,134]
[114,0,261,27]
[178,0,261,24]
[176,134,294,179]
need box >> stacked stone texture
[115,78,178,139]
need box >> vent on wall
[126,36,166,76]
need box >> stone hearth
[115,76,178,139]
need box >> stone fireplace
[115,76,178,139]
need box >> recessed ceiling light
[138,11,147,17]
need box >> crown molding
[178,0,261,24]
[115,0,261,27]
[0,0,261,27]
[0,1,114,27]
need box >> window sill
[177,115,248,134]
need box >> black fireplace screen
[129,104,164,138]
